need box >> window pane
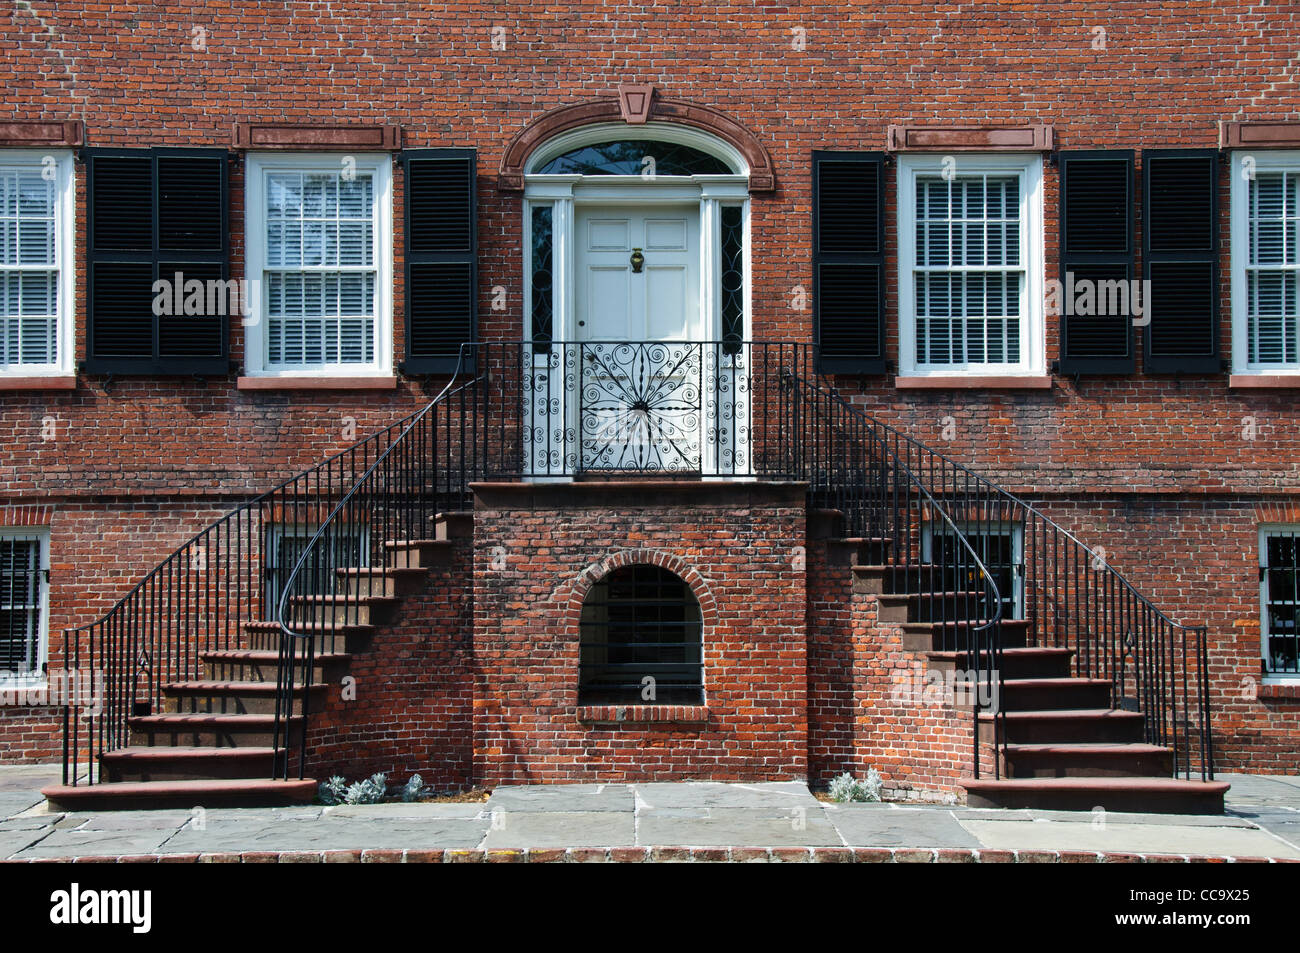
[263,167,377,368]
[914,173,1023,368]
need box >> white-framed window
[1259,525,1300,679]
[1231,151,1300,374]
[0,528,50,685]
[897,153,1044,376]
[243,153,392,377]
[0,151,74,376]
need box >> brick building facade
[1,3,1297,808]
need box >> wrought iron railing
[55,367,479,787]
[55,337,1211,789]
[272,363,484,779]
[785,371,1214,781]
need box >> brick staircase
[41,520,464,811]
[850,545,1228,814]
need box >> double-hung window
[898,154,1045,377]
[1260,527,1300,679]
[1232,152,1300,374]
[0,151,73,377]
[244,154,392,377]
[0,529,49,684]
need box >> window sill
[895,374,1052,391]
[0,375,76,391]
[1258,680,1300,700]
[237,375,397,391]
[577,704,709,725]
[1229,374,1300,389]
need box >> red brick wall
[0,500,228,763]
[472,482,807,784]
[2,3,1299,770]
[304,533,475,791]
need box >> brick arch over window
[498,96,775,191]
[561,549,716,636]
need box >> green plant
[400,774,428,802]
[828,768,883,803]
[318,775,348,805]
[345,773,388,804]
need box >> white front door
[572,204,706,472]
[575,205,702,342]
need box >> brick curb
[4,847,1296,863]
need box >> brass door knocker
[630,247,645,273]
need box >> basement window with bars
[0,530,49,684]
[1233,153,1300,373]
[244,154,392,378]
[898,154,1044,377]
[1260,528,1300,678]
[264,523,368,617]
[922,522,1024,622]
[578,565,703,706]
[0,152,73,376]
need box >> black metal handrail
[782,369,1007,777]
[788,371,1214,781]
[272,348,483,779]
[56,395,446,787]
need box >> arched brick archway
[498,94,776,191]
[561,548,716,639]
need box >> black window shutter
[85,148,229,375]
[1142,149,1221,374]
[402,149,477,375]
[813,151,886,374]
[1057,150,1135,374]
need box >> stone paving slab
[1,766,1298,861]
[958,817,1300,859]
[486,783,634,813]
[827,805,983,848]
[632,781,815,810]
[637,806,841,847]
[162,817,491,854]
[481,810,635,848]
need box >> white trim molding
[242,151,393,379]
[0,149,75,379]
[1230,149,1300,378]
[896,152,1045,379]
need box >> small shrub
[828,768,883,803]
[318,775,348,806]
[344,773,388,804]
[400,774,428,802]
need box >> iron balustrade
[53,339,1212,788]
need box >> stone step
[962,776,1230,814]
[928,647,1076,680]
[436,511,474,540]
[997,677,1112,711]
[243,619,374,654]
[129,713,303,748]
[286,593,401,627]
[877,589,989,623]
[202,649,349,683]
[979,708,1147,745]
[384,538,454,569]
[101,746,278,783]
[902,618,1031,652]
[41,778,318,811]
[335,565,429,598]
[1000,743,1175,778]
[163,680,326,716]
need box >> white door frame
[521,131,752,479]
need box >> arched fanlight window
[535,140,733,176]
[579,564,703,705]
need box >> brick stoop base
[5,848,1295,863]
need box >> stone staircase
[851,548,1229,814]
[41,519,464,811]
